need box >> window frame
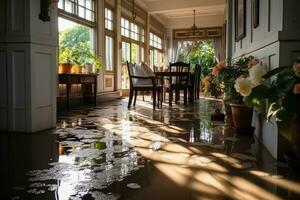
[58,0,97,28]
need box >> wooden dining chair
[168,62,191,106]
[127,62,162,110]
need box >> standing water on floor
[1,98,300,200]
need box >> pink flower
[247,59,259,69]
[294,84,300,94]
[293,63,300,77]
[212,66,220,76]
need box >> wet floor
[1,97,300,200]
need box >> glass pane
[79,6,85,18]
[105,36,113,71]
[150,50,154,68]
[79,0,85,6]
[86,0,92,10]
[131,43,139,64]
[86,10,93,21]
[58,0,63,9]
[65,0,73,13]
[121,42,131,89]
[141,47,144,62]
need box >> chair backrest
[126,61,155,87]
[169,62,190,85]
[169,62,190,73]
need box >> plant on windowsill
[58,48,73,74]
[245,58,300,162]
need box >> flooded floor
[1,97,300,200]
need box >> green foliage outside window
[59,25,102,72]
[177,40,216,80]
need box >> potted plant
[58,47,73,74]
[84,52,102,74]
[246,58,300,162]
[207,56,261,133]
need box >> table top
[154,71,191,76]
[58,73,99,77]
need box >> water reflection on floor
[1,97,300,200]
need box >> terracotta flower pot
[230,103,253,129]
[71,64,81,74]
[289,115,300,160]
[58,63,72,74]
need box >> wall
[227,0,300,159]
[0,0,57,132]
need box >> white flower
[248,63,267,87]
[234,78,253,97]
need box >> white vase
[84,63,94,74]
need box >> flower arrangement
[204,56,255,103]
[245,58,300,122]
[234,59,267,98]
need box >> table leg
[66,77,70,111]
[94,76,97,107]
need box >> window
[149,32,163,68]
[150,49,163,68]
[58,0,96,22]
[150,32,162,49]
[105,36,113,71]
[105,8,113,31]
[121,17,144,42]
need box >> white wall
[227,0,300,159]
[0,0,57,132]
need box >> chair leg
[152,89,156,110]
[133,90,138,106]
[163,87,166,102]
[128,88,134,108]
[157,90,160,108]
[142,91,145,101]
[184,88,187,106]
[169,89,173,106]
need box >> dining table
[154,71,195,105]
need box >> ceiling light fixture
[132,0,137,20]
[190,9,199,35]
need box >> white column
[97,0,105,92]
[0,0,57,132]
[115,0,122,90]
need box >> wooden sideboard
[58,73,98,110]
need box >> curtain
[170,40,179,63]
[212,37,224,62]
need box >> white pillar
[0,0,57,132]
[115,0,122,90]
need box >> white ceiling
[136,0,226,29]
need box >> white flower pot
[84,63,94,74]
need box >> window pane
[86,0,92,10]
[141,47,144,62]
[105,36,113,71]
[79,6,85,18]
[131,43,139,64]
[60,0,95,22]
[150,50,154,68]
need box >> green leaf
[263,65,291,79]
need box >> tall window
[121,17,145,89]
[58,0,96,22]
[105,7,114,71]
[149,32,163,68]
